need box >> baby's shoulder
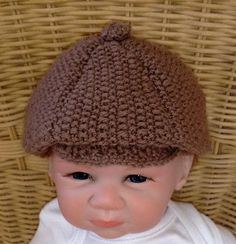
[40,198,61,218]
[31,198,78,244]
[169,201,235,244]
[38,198,67,225]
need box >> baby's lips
[90,219,123,228]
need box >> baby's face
[49,152,192,239]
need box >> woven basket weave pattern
[0,1,236,243]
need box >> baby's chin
[89,223,156,240]
[93,230,128,239]
[66,220,129,239]
[88,224,132,240]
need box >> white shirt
[30,198,236,244]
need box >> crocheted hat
[23,21,211,166]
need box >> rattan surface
[0,0,236,243]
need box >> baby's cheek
[57,189,75,213]
[57,190,87,226]
[130,205,165,233]
[127,194,166,231]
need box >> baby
[23,22,235,243]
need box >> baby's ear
[175,154,194,191]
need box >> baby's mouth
[90,219,123,228]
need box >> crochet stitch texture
[23,21,211,166]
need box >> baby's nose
[89,184,125,210]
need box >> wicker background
[0,0,236,243]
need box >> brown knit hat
[23,21,211,167]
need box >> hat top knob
[101,21,131,42]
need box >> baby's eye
[71,172,91,180]
[126,174,149,183]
